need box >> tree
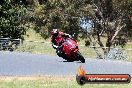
[80,0,132,55]
[0,0,27,39]
[23,0,132,55]
[35,0,82,40]
[59,0,131,56]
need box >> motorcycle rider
[51,29,71,57]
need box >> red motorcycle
[52,36,85,63]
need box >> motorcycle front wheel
[76,51,85,63]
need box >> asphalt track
[0,51,132,76]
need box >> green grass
[17,28,104,58]
[16,28,132,61]
[16,41,132,61]
[0,76,131,88]
[17,41,56,55]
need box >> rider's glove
[52,43,59,49]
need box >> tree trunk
[97,31,105,51]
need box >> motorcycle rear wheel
[76,51,85,63]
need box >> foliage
[106,48,128,60]
[0,0,26,39]
[81,0,132,49]
[23,0,87,40]
[26,0,132,47]
[0,0,132,52]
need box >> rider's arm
[51,36,59,49]
[62,33,72,38]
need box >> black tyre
[56,50,62,57]
[8,48,14,51]
[76,51,85,63]
[56,50,68,60]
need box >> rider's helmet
[51,29,59,36]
